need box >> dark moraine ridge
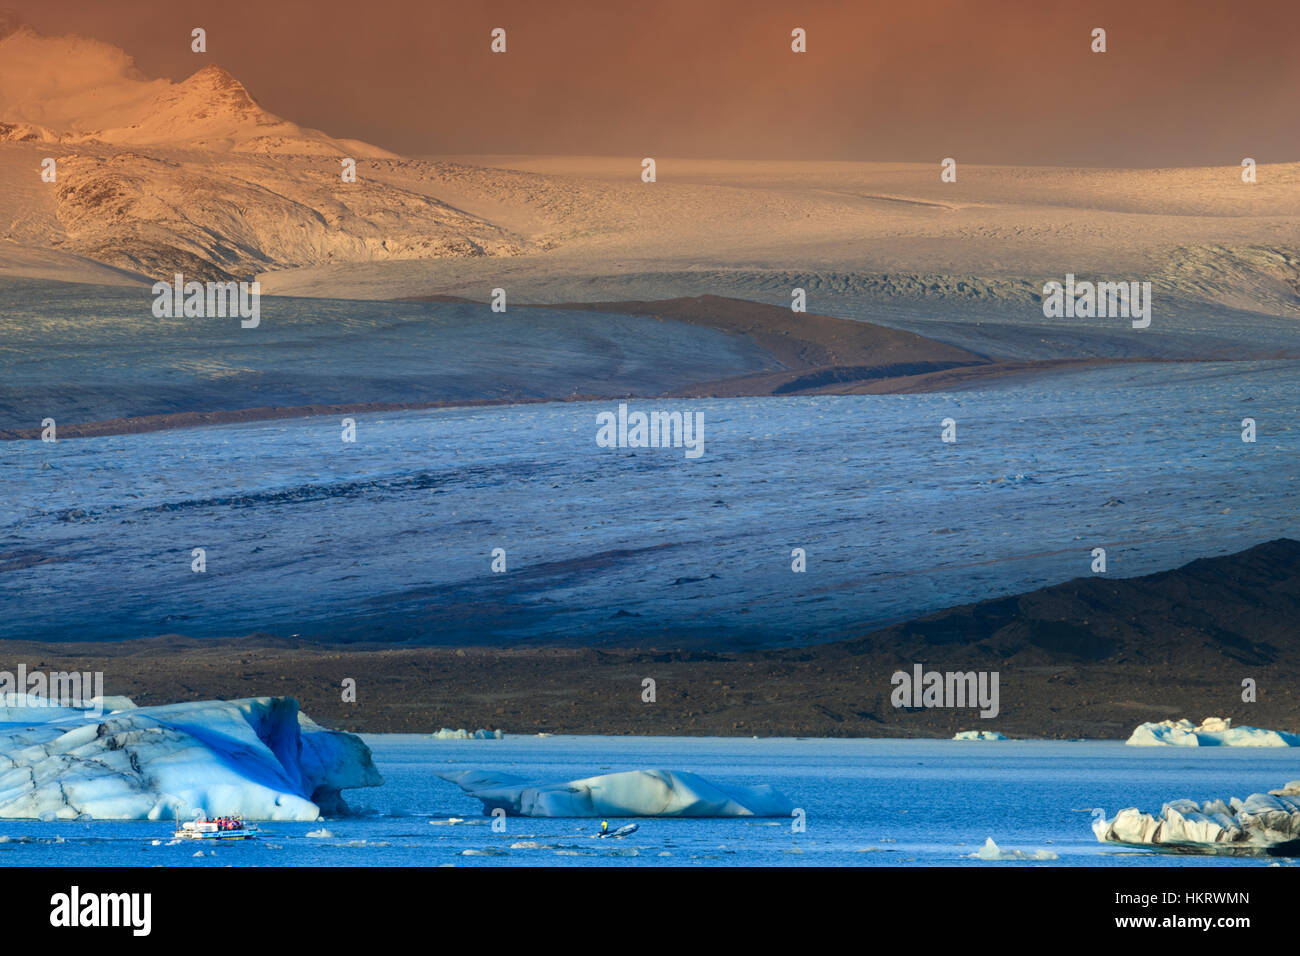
[4,539,1296,740]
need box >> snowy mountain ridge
[0,22,390,156]
[0,20,532,280]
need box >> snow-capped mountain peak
[166,64,268,121]
[0,22,389,155]
[91,62,287,147]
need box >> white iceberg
[1125,717,1300,747]
[431,728,504,740]
[438,768,795,818]
[1093,780,1300,855]
[968,837,1056,861]
[0,695,382,820]
[953,730,1007,740]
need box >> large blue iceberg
[0,695,382,820]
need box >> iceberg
[431,728,504,740]
[0,695,382,820]
[953,730,1007,740]
[438,768,796,818]
[1125,716,1300,747]
[1092,780,1300,855]
[968,837,1056,861]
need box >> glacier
[0,695,382,820]
[1125,717,1300,747]
[438,768,796,818]
[1092,780,1300,855]
[4,358,1297,648]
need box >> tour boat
[173,814,259,840]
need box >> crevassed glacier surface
[0,695,382,820]
[3,360,1296,645]
[438,768,795,817]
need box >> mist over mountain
[0,19,389,154]
[0,15,1295,311]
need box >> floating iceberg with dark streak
[1092,780,1300,855]
[438,768,795,818]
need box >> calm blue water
[0,737,1296,867]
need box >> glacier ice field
[1,359,1295,643]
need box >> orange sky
[8,0,1299,164]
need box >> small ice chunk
[969,837,1057,861]
[431,728,504,740]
